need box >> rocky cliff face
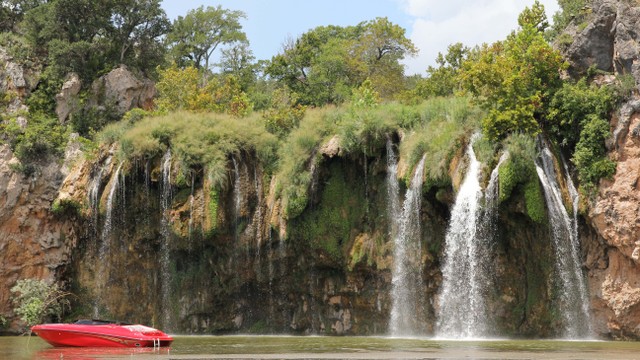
[45,140,559,336]
[3,0,640,339]
[0,144,76,330]
[561,0,640,339]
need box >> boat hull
[32,323,173,348]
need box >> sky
[160,0,560,75]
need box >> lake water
[3,335,640,359]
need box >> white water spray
[160,148,173,330]
[535,142,592,338]
[436,135,491,339]
[93,162,123,318]
[389,153,426,336]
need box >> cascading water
[535,142,592,339]
[231,157,243,248]
[436,135,492,339]
[160,148,173,330]
[188,174,195,246]
[386,139,401,241]
[389,153,426,337]
[93,162,123,318]
[484,152,509,226]
[88,156,112,237]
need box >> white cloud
[399,0,560,75]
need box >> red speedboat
[31,319,173,348]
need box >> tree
[166,5,247,71]
[20,0,170,81]
[266,25,360,105]
[262,87,306,139]
[0,0,45,32]
[547,0,589,40]
[459,2,565,141]
[11,279,71,329]
[108,0,170,69]
[266,18,416,106]
[155,64,251,117]
[413,42,469,99]
[219,41,257,92]
[356,17,418,98]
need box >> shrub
[547,78,616,148]
[51,198,82,217]
[497,133,547,223]
[1,112,69,163]
[11,279,71,329]
[572,115,616,192]
[399,97,482,186]
[262,88,307,139]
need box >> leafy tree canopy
[166,5,247,71]
[20,0,169,81]
[459,1,566,141]
[266,17,416,106]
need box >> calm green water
[3,335,640,359]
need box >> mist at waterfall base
[84,136,592,340]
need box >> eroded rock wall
[561,0,640,339]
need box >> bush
[572,115,616,192]
[547,78,616,148]
[11,279,71,329]
[399,97,482,186]
[51,198,82,217]
[0,112,69,163]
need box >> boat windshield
[74,319,131,325]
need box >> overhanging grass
[102,111,279,189]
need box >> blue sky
[161,0,560,75]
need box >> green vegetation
[498,134,546,223]
[289,161,366,264]
[11,278,71,329]
[165,5,246,71]
[0,111,68,163]
[51,198,82,217]
[547,78,618,191]
[266,17,417,106]
[398,96,482,186]
[459,1,565,142]
[0,0,625,234]
[116,111,278,174]
[547,0,591,41]
[155,64,250,117]
[275,97,482,220]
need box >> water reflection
[35,346,169,359]
[2,335,640,360]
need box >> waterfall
[535,142,591,338]
[484,152,508,221]
[188,174,195,247]
[436,135,492,339]
[389,153,426,337]
[232,156,242,245]
[88,155,113,237]
[386,139,401,241]
[160,148,173,330]
[93,162,123,318]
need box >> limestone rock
[0,47,36,97]
[562,0,617,77]
[590,110,640,257]
[320,135,341,158]
[0,145,76,332]
[561,0,640,90]
[55,73,81,124]
[0,46,39,117]
[89,65,156,116]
